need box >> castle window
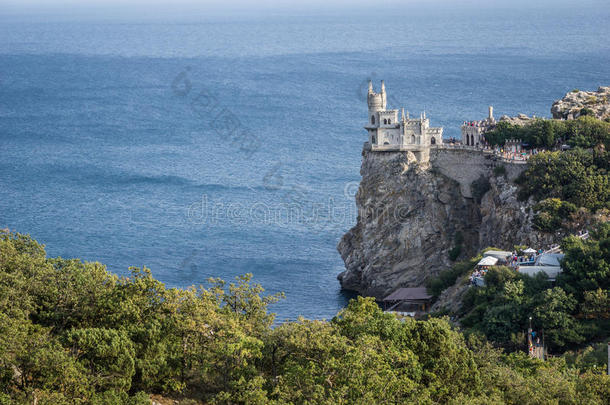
[431,137,436,145]
[388,119,391,124]
[371,115,375,125]
[383,119,387,125]
[411,135,415,144]
[372,135,376,144]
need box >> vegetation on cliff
[456,223,610,355]
[1,231,609,404]
[484,116,610,232]
[516,147,609,231]
[484,116,610,150]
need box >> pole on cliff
[527,316,534,357]
[607,342,609,375]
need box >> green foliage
[533,287,583,350]
[493,164,506,177]
[448,245,462,261]
[559,222,610,296]
[515,148,610,215]
[448,231,465,262]
[485,116,610,149]
[459,223,610,354]
[563,338,610,371]
[585,96,598,105]
[428,254,481,297]
[2,230,610,404]
[63,328,135,392]
[533,198,577,231]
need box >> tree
[559,223,610,296]
[533,287,583,349]
[63,328,135,392]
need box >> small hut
[383,287,433,313]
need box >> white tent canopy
[478,256,498,266]
[523,248,537,254]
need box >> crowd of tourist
[468,230,589,286]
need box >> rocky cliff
[551,87,610,120]
[337,147,558,298]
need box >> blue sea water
[1,5,609,320]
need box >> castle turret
[368,81,386,113]
[488,106,494,120]
[367,80,388,129]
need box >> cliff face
[551,87,610,120]
[337,148,557,298]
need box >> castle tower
[488,106,494,120]
[367,80,386,118]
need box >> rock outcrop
[498,113,535,126]
[337,147,558,299]
[551,87,610,120]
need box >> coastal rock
[499,113,534,126]
[551,86,610,120]
[337,147,558,299]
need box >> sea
[1,3,609,320]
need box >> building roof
[383,287,432,302]
[478,256,498,266]
[535,253,564,267]
[483,250,513,260]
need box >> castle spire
[381,80,385,93]
[368,80,373,94]
[401,107,406,122]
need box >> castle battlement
[365,81,443,162]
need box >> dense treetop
[484,116,610,150]
[1,231,609,404]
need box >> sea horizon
[1,3,609,320]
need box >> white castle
[365,80,443,160]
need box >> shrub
[428,254,481,297]
[493,165,506,177]
[533,198,577,232]
[585,96,598,105]
[516,148,610,212]
[449,245,462,261]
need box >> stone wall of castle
[429,148,526,198]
